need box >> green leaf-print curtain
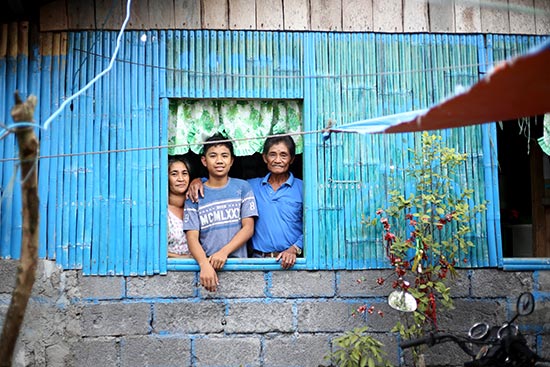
[168,100,303,156]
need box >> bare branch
[0,91,40,367]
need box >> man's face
[201,144,234,179]
[263,142,294,175]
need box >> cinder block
[80,302,151,336]
[471,270,533,297]
[121,335,191,367]
[21,302,66,340]
[78,273,125,300]
[127,272,197,298]
[200,271,266,299]
[538,271,550,292]
[45,342,71,367]
[225,301,293,333]
[194,336,261,367]
[154,301,225,334]
[297,301,364,332]
[445,269,471,297]
[437,299,507,332]
[521,299,550,328]
[71,337,118,367]
[271,271,335,298]
[263,334,330,367]
[364,300,405,332]
[5,301,74,367]
[338,268,470,298]
[3,260,79,302]
[12,338,31,367]
[0,259,18,293]
[31,260,66,299]
[337,270,394,297]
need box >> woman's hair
[168,155,192,178]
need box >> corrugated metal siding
[3,26,542,274]
[1,27,166,275]
[164,30,304,99]
[45,30,166,275]
[304,33,494,269]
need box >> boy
[183,133,258,292]
[188,136,303,269]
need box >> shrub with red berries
[363,132,487,362]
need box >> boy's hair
[202,133,234,157]
[262,135,296,158]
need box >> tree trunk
[0,92,39,366]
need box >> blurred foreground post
[0,92,39,366]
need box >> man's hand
[199,262,219,292]
[276,246,298,269]
[187,178,205,203]
[209,250,228,270]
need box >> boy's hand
[199,262,219,292]
[187,178,205,203]
[209,250,228,270]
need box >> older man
[189,135,303,269]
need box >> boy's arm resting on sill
[186,230,219,292]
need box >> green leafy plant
[365,132,487,361]
[324,326,393,367]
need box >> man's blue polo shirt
[248,172,303,253]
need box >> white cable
[43,0,132,130]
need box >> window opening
[167,99,304,268]
[498,116,550,258]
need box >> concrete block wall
[1,259,549,367]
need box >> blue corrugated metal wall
[164,30,304,99]
[305,33,502,269]
[1,24,544,275]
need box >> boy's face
[201,144,234,179]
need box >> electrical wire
[73,47,490,80]
[42,0,133,131]
[69,0,123,101]
[0,129,324,163]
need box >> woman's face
[168,161,190,196]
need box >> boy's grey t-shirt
[183,178,258,258]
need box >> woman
[168,156,193,258]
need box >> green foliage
[325,327,393,367]
[366,132,487,355]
